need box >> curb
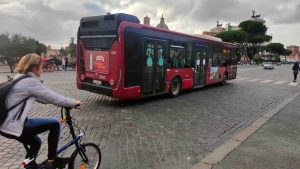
[190,93,300,169]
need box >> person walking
[65,57,69,71]
[292,62,300,82]
[0,53,81,169]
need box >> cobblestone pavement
[0,65,297,169]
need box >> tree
[35,41,47,55]
[239,20,267,35]
[0,33,41,72]
[284,49,292,63]
[60,47,67,56]
[0,33,10,57]
[216,20,272,62]
[67,37,76,57]
[238,20,271,61]
[266,43,285,55]
[216,30,246,43]
[266,43,285,62]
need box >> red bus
[76,13,237,100]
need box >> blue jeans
[17,118,61,160]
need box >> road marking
[247,78,260,82]
[288,82,298,86]
[260,80,273,83]
[236,77,249,81]
[273,81,286,85]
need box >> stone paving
[0,66,296,169]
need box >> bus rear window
[81,37,115,51]
[82,21,98,28]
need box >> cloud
[84,2,104,12]
[0,1,32,17]
[0,0,299,48]
[272,1,300,24]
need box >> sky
[0,0,299,49]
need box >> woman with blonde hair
[0,53,81,169]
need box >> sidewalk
[192,93,300,169]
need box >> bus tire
[222,73,228,85]
[169,76,181,97]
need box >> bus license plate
[93,80,102,85]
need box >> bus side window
[208,58,212,67]
[172,50,179,68]
[168,51,174,68]
[186,44,193,68]
[169,45,186,68]
[178,51,185,68]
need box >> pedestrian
[292,62,300,82]
[0,53,81,169]
[61,56,66,71]
[65,57,69,71]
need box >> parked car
[263,62,274,70]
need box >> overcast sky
[0,0,299,49]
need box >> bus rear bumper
[80,82,112,96]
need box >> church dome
[156,14,169,30]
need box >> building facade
[46,45,60,57]
[287,45,300,62]
[143,15,150,26]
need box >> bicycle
[21,107,102,169]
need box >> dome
[156,14,169,30]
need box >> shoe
[54,157,71,168]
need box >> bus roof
[79,13,236,48]
[80,13,140,28]
[125,21,237,48]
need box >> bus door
[194,45,208,86]
[142,38,167,95]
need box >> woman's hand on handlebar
[75,100,81,107]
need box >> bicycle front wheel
[69,143,101,169]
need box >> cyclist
[0,53,81,169]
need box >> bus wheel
[170,77,181,97]
[222,73,227,85]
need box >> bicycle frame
[22,107,87,169]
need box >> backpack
[0,74,30,125]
